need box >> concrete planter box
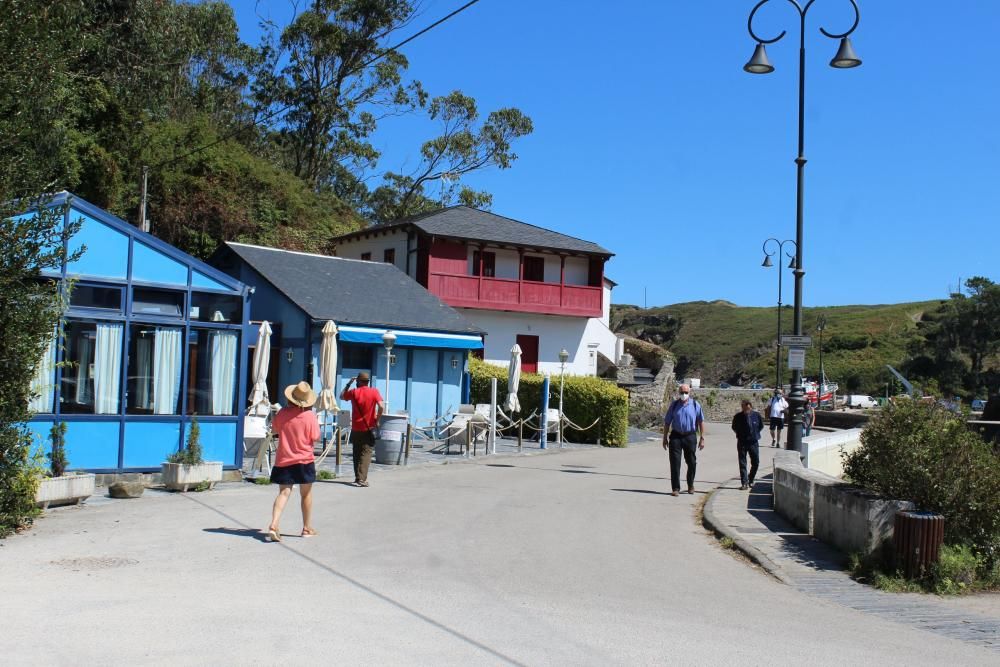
[161,462,223,492]
[35,473,96,509]
[813,483,914,558]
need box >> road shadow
[610,488,673,496]
[203,527,270,542]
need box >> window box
[35,473,96,509]
[160,461,223,492]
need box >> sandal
[266,528,281,543]
[301,528,318,538]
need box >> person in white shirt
[767,388,789,448]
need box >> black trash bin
[894,510,944,579]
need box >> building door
[516,334,539,373]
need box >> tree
[254,0,426,191]
[368,91,533,223]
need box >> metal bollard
[334,426,342,476]
[466,421,473,458]
[405,424,412,466]
[517,420,523,451]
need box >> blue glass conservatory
[26,193,251,473]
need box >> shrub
[931,545,981,595]
[168,416,204,465]
[469,358,630,447]
[843,400,1000,566]
[48,422,68,478]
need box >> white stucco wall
[463,247,591,286]
[334,229,410,275]
[460,309,619,376]
[563,256,589,286]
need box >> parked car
[719,382,731,389]
[972,398,987,411]
[749,382,765,389]
[845,395,879,409]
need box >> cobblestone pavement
[705,475,1000,654]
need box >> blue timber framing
[25,192,251,474]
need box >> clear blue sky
[229,1,1000,308]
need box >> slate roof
[223,243,484,335]
[336,206,613,257]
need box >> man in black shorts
[766,388,788,448]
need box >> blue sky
[229,1,1000,308]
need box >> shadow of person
[610,488,674,496]
[203,527,269,542]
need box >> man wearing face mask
[766,388,789,447]
[662,383,706,496]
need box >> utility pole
[139,165,150,233]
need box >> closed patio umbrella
[318,320,339,413]
[506,343,522,413]
[249,321,272,416]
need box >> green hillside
[612,300,944,394]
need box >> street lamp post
[558,348,569,447]
[744,0,862,453]
[382,330,396,414]
[816,314,827,397]
[762,238,797,392]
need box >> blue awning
[336,325,483,350]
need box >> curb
[702,480,794,586]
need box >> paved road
[2,432,997,665]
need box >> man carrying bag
[340,371,385,487]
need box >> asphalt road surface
[2,431,996,665]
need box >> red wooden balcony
[428,272,602,317]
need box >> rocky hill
[611,300,943,395]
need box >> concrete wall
[461,309,619,376]
[802,429,863,477]
[772,450,914,558]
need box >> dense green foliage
[48,423,68,478]
[0,0,531,260]
[469,358,629,447]
[612,300,941,394]
[843,401,1000,568]
[169,417,204,466]
[905,277,1000,398]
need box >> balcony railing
[428,272,602,317]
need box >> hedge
[469,358,629,447]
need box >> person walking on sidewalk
[662,384,705,496]
[766,388,789,447]
[731,399,764,491]
[266,381,321,542]
[340,371,384,487]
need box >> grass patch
[720,536,735,550]
[317,470,336,481]
[251,476,272,485]
[848,545,1000,595]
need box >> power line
[155,0,482,169]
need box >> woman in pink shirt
[265,381,321,542]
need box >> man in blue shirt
[731,399,764,490]
[662,383,706,496]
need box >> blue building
[26,193,250,474]
[211,243,484,427]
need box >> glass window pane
[28,333,57,414]
[127,325,183,415]
[132,288,184,317]
[187,329,238,416]
[189,292,241,323]
[341,343,372,370]
[70,284,122,310]
[60,321,122,414]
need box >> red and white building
[330,207,622,376]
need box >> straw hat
[284,381,317,408]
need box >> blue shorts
[270,462,316,486]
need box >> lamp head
[559,348,569,364]
[788,256,797,269]
[744,43,775,74]
[761,254,773,268]
[382,330,397,350]
[830,37,862,69]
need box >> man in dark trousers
[731,399,764,491]
[340,371,384,487]
[662,383,706,496]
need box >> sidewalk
[703,475,1000,653]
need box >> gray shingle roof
[408,207,612,256]
[224,243,484,335]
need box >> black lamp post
[744,0,862,453]
[762,238,797,392]
[816,314,827,397]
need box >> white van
[846,395,879,409]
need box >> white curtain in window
[75,334,92,405]
[28,333,56,413]
[210,331,237,416]
[94,323,122,414]
[134,334,153,410]
[152,328,182,415]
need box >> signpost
[787,347,806,371]
[781,334,813,347]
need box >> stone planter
[161,462,223,492]
[35,473,96,509]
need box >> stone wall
[621,338,675,426]
[690,388,774,423]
